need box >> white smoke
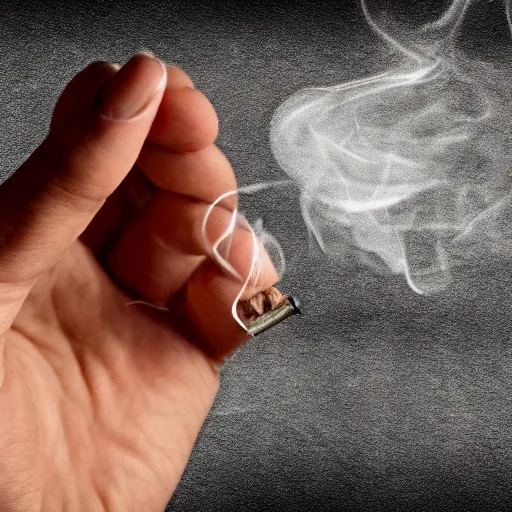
[269,0,512,294]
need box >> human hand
[0,54,278,511]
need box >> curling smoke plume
[270,0,512,294]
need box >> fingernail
[248,239,273,288]
[223,213,254,263]
[138,49,155,58]
[99,53,166,120]
[236,212,253,232]
[214,213,277,286]
[209,213,251,282]
[233,214,266,286]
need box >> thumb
[0,54,166,331]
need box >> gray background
[2,0,512,510]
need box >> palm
[5,240,217,511]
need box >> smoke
[269,0,512,294]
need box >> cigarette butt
[237,286,301,336]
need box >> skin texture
[0,54,278,511]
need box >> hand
[0,54,278,511]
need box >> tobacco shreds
[237,286,288,325]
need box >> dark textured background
[2,0,512,510]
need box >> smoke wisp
[269,0,512,294]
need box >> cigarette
[237,286,301,336]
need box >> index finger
[136,64,235,205]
